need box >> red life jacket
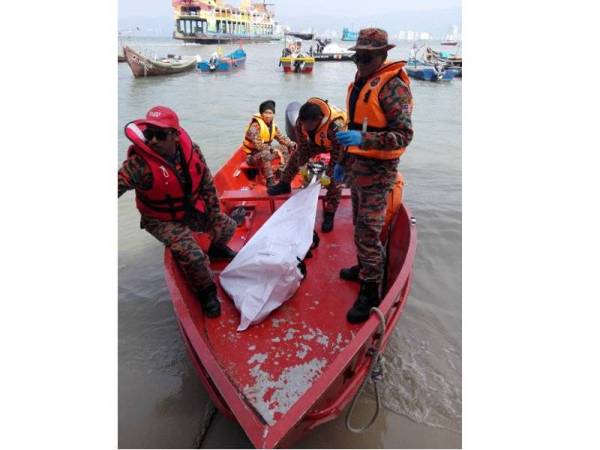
[124,121,206,221]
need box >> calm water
[118,36,461,448]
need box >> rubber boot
[197,284,221,318]
[321,211,335,233]
[267,180,291,196]
[339,263,360,281]
[346,281,381,324]
[208,243,237,259]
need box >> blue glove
[333,163,345,183]
[336,130,363,146]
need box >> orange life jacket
[346,61,412,160]
[241,114,276,154]
[299,97,347,149]
[124,121,206,221]
[381,173,405,242]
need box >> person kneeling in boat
[267,98,347,233]
[118,106,237,318]
[335,28,414,323]
[241,100,296,188]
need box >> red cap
[141,106,180,130]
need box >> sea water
[118,36,461,448]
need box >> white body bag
[219,180,321,331]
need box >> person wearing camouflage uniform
[118,106,237,318]
[267,98,347,232]
[335,28,414,323]
[242,100,296,187]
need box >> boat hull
[164,147,416,448]
[123,46,196,78]
[280,56,315,73]
[406,65,457,81]
[174,31,279,44]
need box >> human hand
[333,163,345,183]
[335,130,363,146]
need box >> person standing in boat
[334,28,414,323]
[118,106,237,318]
[267,98,347,233]
[241,100,296,188]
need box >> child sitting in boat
[241,100,296,188]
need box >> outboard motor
[285,101,301,141]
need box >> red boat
[164,146,417,448]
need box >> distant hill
[119,8,461,40]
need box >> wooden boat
[197,48,246,72]
[123,46,197,78]
[164,143,417,448]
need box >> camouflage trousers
[246,145,291,179]
[281,146,342,214]
[346,155,399,284]
[141,210,236,293]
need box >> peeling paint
[295,342,311,359]
[248,345,256,351]
[283,328,299,341]
[242,357,328,425]
[248,353,268,365]
[272,337,281,343]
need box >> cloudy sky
[119,0,461,38]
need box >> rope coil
[345,307,387,433]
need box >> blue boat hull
[198,49,246,73]
[406,65,456,82]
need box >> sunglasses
[143,127,173,141]
[352,53,376,64]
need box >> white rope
[345,307,387,433]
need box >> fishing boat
[198,48,246,72]
[123,46,197,77]
[406,63,457,82]
[312,38,354,62]
[172,0,282,44]
[341,27,358,41]
[164,113,417,448]
[279,33,315,73]
[421,47,462,77]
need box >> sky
[119,0,461,38]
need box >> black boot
[347,281,381,324]
[267,181,291,196]
[321,211,335,233]
[208,243,237,259]
[339,264,360,281]
[197,284,221,318]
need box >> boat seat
[220,188,351,212]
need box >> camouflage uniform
[118,142,236,293]
[245,122,295,179]
[345,74,414,284]
[279,117,346,214]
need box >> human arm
[118,153,152,197]
[193,144,222,218]
[273,125,296,149]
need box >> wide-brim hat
[348,28,396,52]
[139,105,181,131]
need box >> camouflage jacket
[245,121,295,152]
[294,117,346,165]
[117,142,221,217]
